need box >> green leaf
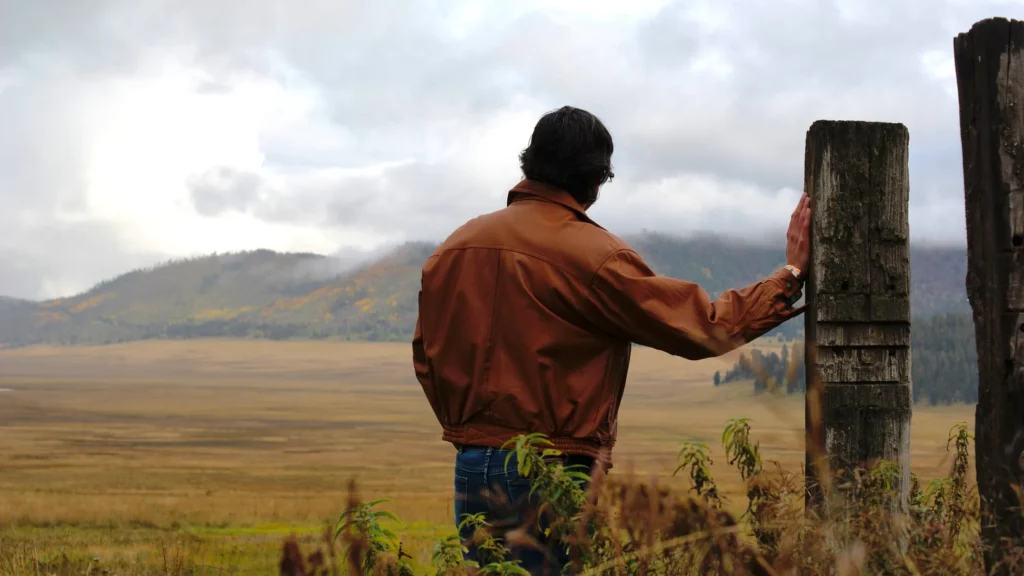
[374,510,401,523]
[565,471,590,482]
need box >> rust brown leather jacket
[412,179,803,465]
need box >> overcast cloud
[0,0,1015,300]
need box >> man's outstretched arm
[585,195,811,359]
[587,252,803,359]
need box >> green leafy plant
[946,422,973,542]
[336,496,413,575]
[722,418,761,482]
[456,512,504,569]
[501,433,590,543]
[721,417,781,557]
[430,534,470,576]
[674,442,721,508]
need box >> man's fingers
[793,194,810,220]
[791,196,809,232]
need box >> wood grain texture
[955,17,1024,573]
[803,120,912,517]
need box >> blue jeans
[453,445,593,575]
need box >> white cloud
[75,52,377,260]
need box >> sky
[0,0,1017,300]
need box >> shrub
[281,421,991,575]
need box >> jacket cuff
[768,267,804,310]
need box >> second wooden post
[954,17,1024,572]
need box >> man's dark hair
[519,106,614,208]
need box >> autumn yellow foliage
[191,307,253,321]
[262,286,343,316]
[69,293,114,314]
[33,311,69,326]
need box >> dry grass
[0,340,974,573]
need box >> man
[412,106,810,573]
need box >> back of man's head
[519,106,614,209]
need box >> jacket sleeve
[585,249,804,360]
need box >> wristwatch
[782,265,804,309]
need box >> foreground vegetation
[277,421,1006,576]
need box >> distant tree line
[714,343,807,395]
[157,318,413,343]
[910,313,978,404]
[713,313,979,405]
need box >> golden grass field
[0,339,975,574]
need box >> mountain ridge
[0,233,968,347]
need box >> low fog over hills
[0,233,967,347]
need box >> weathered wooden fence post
[803,120,912,517]
[954,17,1024,571]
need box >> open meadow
[0,340,975,574]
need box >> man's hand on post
[785,194,811,278]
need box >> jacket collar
[507,179,605,229]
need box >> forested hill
[0,233,967,347]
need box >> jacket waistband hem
[441,424,615,468]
